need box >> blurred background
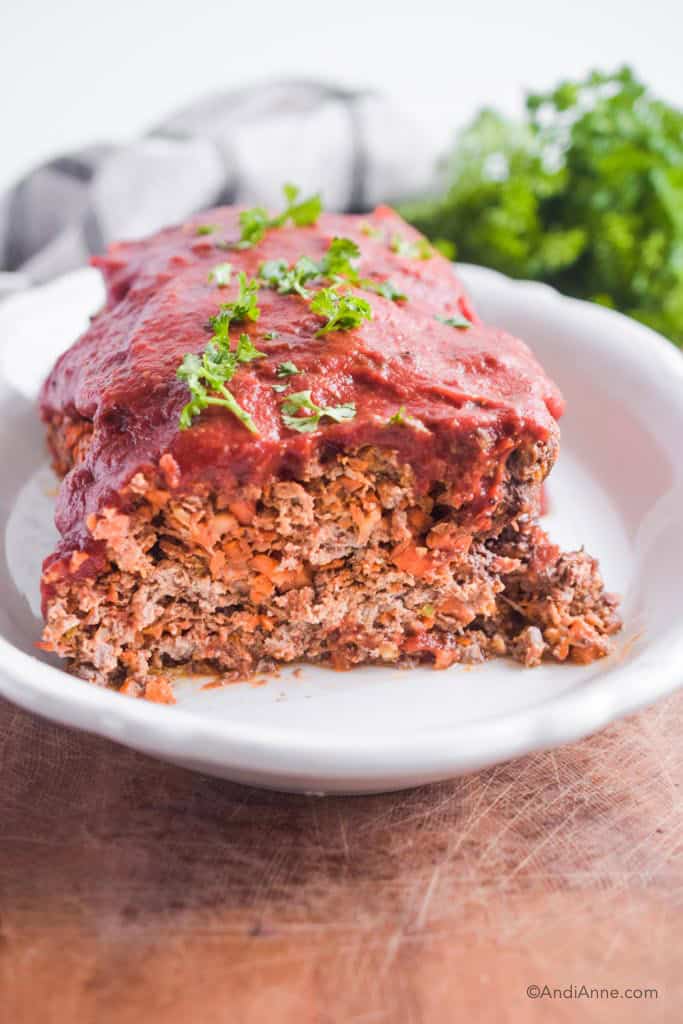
[3,0,683,341]
[3,0,681,190]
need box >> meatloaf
[39,195,621,701]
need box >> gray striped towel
[0,80,441,299]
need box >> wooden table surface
[1,689,681,1024]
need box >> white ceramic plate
[1,265,682,793]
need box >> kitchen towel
[0,80,441,298]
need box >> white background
[2,0,682,192]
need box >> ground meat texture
[38,204,621,696]
[40,446,621,696]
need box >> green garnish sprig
[321,237,362,281]
[177,272,264,432]
[390,233,433,260]
[322,238,407,299]
[309,287,373,336]
[359,221,382,239]
[259,236,406,305]
[436,312,472,330]
[208,272,260,333]
[280,390,356,433]
[236,183,322,250]
[276,361,300,378]
[258,237,359,298]
[272,361,301,393]
[259,255,320,298]
[388,405,420,427]
[208,262,232,287]
[364,279,407,302]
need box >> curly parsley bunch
[402,68,683,346]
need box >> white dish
[1,264,682,794]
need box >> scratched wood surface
[1,690,682,1024]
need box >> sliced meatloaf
[39,200,621,700]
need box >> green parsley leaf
[359,221,382,239]
[235,206,270,250]
[259,258,287,290]
[276,361,300,378]
[177,275,263,432]
[387,405,420,427]
[236,184,322,249]
[280,390,356,433]
[208,262,232,287]
[275,183,323,228]
[177,344,259,435]
[419,604,436,618]
[258,237,407,304]
[195,224,217,236]
[362,278,407,302]
[263,330,280,340]
[437,312,472,329]
[203,389,259,434]
[390,233,433,260]
[177,353,207,430]
[320,238,408,300]
[208,272,260,327]
[320,237,361,281]
[259,255,320,298]
[310,287,373,336]
[322,237,408,302]
[235,332,266,362]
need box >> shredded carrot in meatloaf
[40,444,620,697]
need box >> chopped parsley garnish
[321,237,361,281]
[195,224,217,236]
[208,272,260,333]
[259,255,320,298]
[258,238,358,296]
[420,604,436,618]
[235,183,322,249]
[363,279,407,302]
[272,363,299,394]
[263,330,280,340]
[280,390,356,433]
[318,238,407,301]
[276,361,300,377]
[278,183,323,228]
[258,236,407,305]
[390,233,433,260]
[388,405,420,427]
[177,274,263,432]
[177,334,263,434]
[233,332,266,362]
[309,287,372,336]
[236,206,270,250]
[208,262,232,287]
[436,312,472,329]
[359,221,382,239]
